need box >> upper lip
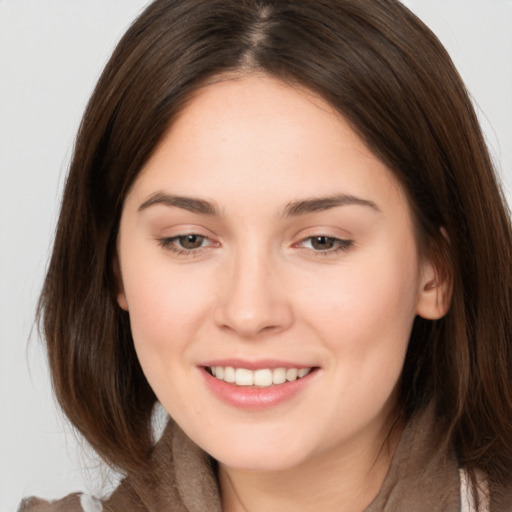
[199,358,316,371]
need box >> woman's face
[117,74,442,472]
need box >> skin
[116,74,449,512]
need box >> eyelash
[158,234,353,257]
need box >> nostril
[212,266,294,337]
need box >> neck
[218,417,402,512]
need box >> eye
[175,234,207,249]
[298,235,353,253]
[309,236,336,251]
[158,233,217,255]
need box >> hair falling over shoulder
[38,0,512,495]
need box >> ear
[113,254,129,311]
[416,255,452,320]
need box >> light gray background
[1,1,511,510]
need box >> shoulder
[18,493,103,512]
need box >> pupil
[312,236,334,250]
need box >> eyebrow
[138,193,220,216]
[283,193,380,216]
[138,192,379,217]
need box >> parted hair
[39,0,512,490]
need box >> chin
[215,451,306,473]
[198,431,315,473]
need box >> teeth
[224,366,235,383]
[235,368,253,386]
[286,368,298,381]
[298,368,310,378]
[254,369,272,387]
[273,367,287,384]
[209,366,312,387]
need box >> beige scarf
[19,404,512,511]
[102,404,477,511]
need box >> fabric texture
[18,404,510,511]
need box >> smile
[201,364,318,410]
[208,366,312,387]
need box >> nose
[213,248,294,339]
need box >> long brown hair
[39,0,512,493]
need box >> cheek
[122,266,214,417]
[296,250,419,432]
[121,257,214,365]
[303,254,418,335]
[297,242,420,385]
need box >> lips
[200,360,318,409]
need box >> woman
[20,0,512,510]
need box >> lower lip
[200,368,316,410]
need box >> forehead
[128,74,407,215]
